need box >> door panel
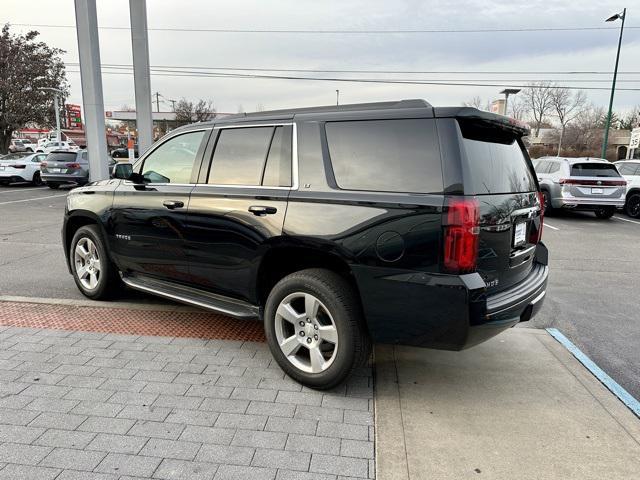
[110,184,194,283]
[186,186,287,302]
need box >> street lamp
[500,88,521,117]
[602,8,626,159]
[38,87,64,142]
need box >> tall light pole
[500,88,520,117]
[38,87,64,142]
[336,89,340,106]
[601,8,626,160]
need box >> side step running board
[121,274,260,319]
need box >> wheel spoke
[76,264,89,279]
[93,259,101,272]
[75,244,89,260]
[279,335,302,357]
[88,271,98,289]
[277,303,302,325]
[318,325,338,344]
[304,293,320,319]
[309,346,326,373]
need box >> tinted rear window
[458,120,536,194]
[46,152,77,162]
[571,163,621,177]
[325,119,442,194]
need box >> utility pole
[602,8,626,160]
[168,99,176,111]
[336,89,340,106]
[129,0,153,154]
[74,0,109,181]
[154,92,161,112]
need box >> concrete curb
[0,295,201,313]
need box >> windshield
[571,163,621,177]
[459,120,537,195]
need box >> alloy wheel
[627,195,640,218]
[74,237,101,290]
[274,292,339,374]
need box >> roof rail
[217,99,432,121]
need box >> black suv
[62,99,548,388]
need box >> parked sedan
[534,157,626,219]
[614,160,640,218]
[36,141,79,154]
[111,144,138,159]
[41,150,90,189]
[8,139,27,153]
[0,152,46,185]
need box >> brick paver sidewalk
[0,316,374,479]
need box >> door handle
[163,200,184,210]
[248,205,277,216]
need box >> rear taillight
[559,178,626,186]
[443,198,479,273]
[40,162,47,168]
[66,162,81,169]
[12,164,26,169]
[530,191,544,243]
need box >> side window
[537,162,551,174]
[81,151,88,161]
[325,119,442,193]
[208,127,273,186]
[141,130,206,184]
[262,125,292,187]
[548,162,560,174]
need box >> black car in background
[61,99,548,388]
[111,144,139,159]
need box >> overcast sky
[4,0,640,116]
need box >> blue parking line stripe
[547,328,640,419]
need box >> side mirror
[112,162,134,180]
[129,172,147,185]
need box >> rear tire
[47,182,60,189]
[594,206,615,219]
[541,190,552,213]
[32,172,43,186]
[264,268,371,390]
[70,225,121,300]
[624,193,640,219]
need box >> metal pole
[53,94,61,142]
[503,93,509,116]
[336,89,339,106]
[74,0,109,181]
[601,8,626,160]
[129,0,153,154]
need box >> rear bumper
[354,243,549,350]
[41,174,88,185]
[552,194,625,209]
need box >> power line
[12,23,640,34]
[65,69,640,91]
[64,62,640,75]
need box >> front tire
[594,206,615,219]
[264,268,371,390]
[624,193,640,219]
[70,225,120,300]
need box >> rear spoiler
[436,107,530,137]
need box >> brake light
[66,162,81,169]
[530,191,544,243]
[12,164,26,169]
[40,162,47,168]
[559,178,626,186]
[443,198,479,273]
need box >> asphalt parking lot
[1,182,639,400]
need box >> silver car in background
[534,157,626,219]
[41,150,90,189]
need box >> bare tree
[464,96,483,109]
[550,88,587,155]
[194,99,215,122]
[522,82,555,138]
[173,98,215,125]
[508,96,529,121]
[0,25,68,153]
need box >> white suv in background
[36,141,79,154]
[614,160,640,218]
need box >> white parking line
[0,194,67,205]
[0,187,47,194]
[613,215,640,226]
[544,222,560,231]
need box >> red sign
[66,104,83,130]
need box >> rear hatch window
[47,152,77,163]
[458,120,537,195]
[571,163,621,177]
